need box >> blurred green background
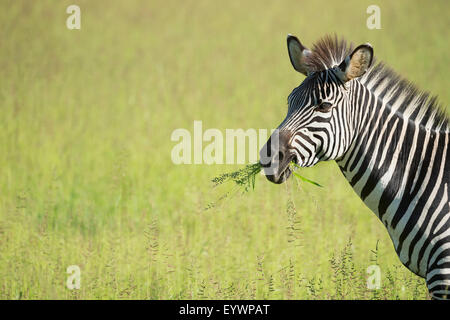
[0,0,448,299]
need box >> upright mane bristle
[305,34,353,72]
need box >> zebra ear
[338,43,374,82]
[287,34,311,76]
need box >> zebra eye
[316,102,332,112]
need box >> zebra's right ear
[287,35,311,76]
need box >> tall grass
[0,0,447,299]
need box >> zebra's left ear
[337,43,374,82]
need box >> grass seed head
[211,162,262,192]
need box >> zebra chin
[263,167,292,184]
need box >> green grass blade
[290,162,323,187]
[292,171,323,187]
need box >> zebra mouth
[262,155,295,184]
[277,166,293,184]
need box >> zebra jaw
[262,155,295,184]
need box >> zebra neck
[335,81,449,258]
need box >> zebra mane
[305,34,449,132]
[304,34,353,71]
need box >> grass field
[1,0,449,299]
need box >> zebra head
[260,35,373,184]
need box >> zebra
[259,34,450,299]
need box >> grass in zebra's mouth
[290,162,324,188]
[206,161,323,209]
[211,162,262,192]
